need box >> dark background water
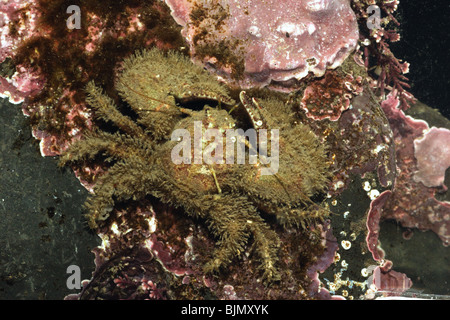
[0,100,99,299]
[392,0,450,118]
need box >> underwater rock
[164,0,359,90]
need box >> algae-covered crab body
[60,48,330,281]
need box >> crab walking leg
[202,194,280,280]
[60,131,153,165]
[84,159,156,228]
[244,213,281,282]
[197,194,251,273]
[85,82,146,137]
[261,201,328,229]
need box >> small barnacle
[368,189,380,200]
[361,268,369,277]
[341,240,351,250]
[362,181,371,191]
[334,252,341,263]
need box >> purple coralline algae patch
[300,70,363,121]
[358,92,450,296]
[365,189,413,296]
[413,127,450,189]
[380,92,450,247]
[164,0,359,90]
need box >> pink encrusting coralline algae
[380,92,450,247]
[0,0,42,103]
[413,127,450,189]
[164,0,359,90]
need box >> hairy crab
[60,48,330,281]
